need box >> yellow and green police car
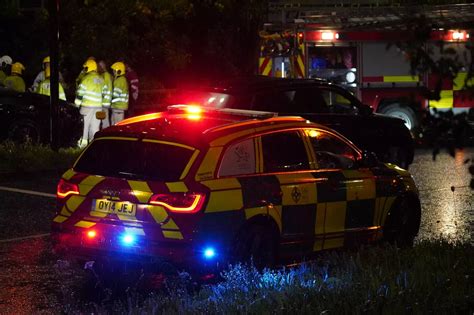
[52,105,421,273]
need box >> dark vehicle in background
[169,76,415,169]
[0,88,82,146]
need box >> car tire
[8,120,41,144]
[383,197,421,247]
[233,224,278,269]
[379,103,418,131]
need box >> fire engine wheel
[383,197,421,248]
[233,224,278,269]
[379,104,417,131]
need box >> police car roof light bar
[167,104,278,120]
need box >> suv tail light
[57,179,79,198]
[149,192,205,213]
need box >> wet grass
[0,141,81,173]
[63,240,473,314]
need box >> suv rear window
[74,139,195,181]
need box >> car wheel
[233,224,278,269]
[379,104,418,131]
[383,197,421,247]
[8,120,41,144]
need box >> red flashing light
[149,192,205,213]
[298,32,304,38]
[451,30,468,41]
[184,105,203,120]
[321,31,339,41]
[87,230,97,239]
[57,179,79,198]
[168,104,203,120]
[116,112,163,126]
[432,30,470,42]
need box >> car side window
[307,130,357,170]
[261,131,309,172]
[292,88,329,113]
[319,88,358,114]
[219,138,256,177]
[252,90,292,112]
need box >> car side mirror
[359,150,379,168]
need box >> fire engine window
[261,131,309,172]
[219,138,256,177]
[308,130,357,170]
[308,47,357,87]
[74,139,194,181]
[319,89,357,114]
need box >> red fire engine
[258,2,474,131]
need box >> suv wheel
[383,198,421,247]
[379,103,417,131]
[8,120,41,144]
[233,224,277,269]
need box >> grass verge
[0,141,81,173]
[65,240,473,314]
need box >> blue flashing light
[204,247,216,259]
[122,234,135,246]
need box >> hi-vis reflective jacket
[4,75,26,92]
[101,71,113,108]
[111,75,129,110]
[37,79,66,100]
[75,71,110,108]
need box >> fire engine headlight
[345,71,356,84]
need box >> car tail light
[149,192,205,213]
[57,178,79,198]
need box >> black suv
[170,76,415,169]
[0,88,82,146]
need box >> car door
[306,128,378,250]
[258,130,318,258]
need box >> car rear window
[74,139,195,181]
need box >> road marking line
[0,186,55,198]
[0,233,50,243]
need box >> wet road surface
[411,148,473,243]
[0,149,472,313]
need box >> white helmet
[0,55,13,66]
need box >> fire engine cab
[258,2,474,131]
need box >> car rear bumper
[51,226,222,274]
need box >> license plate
[92,199,137,216]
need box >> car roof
[203,75,342,93]
[95,107,333,149]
